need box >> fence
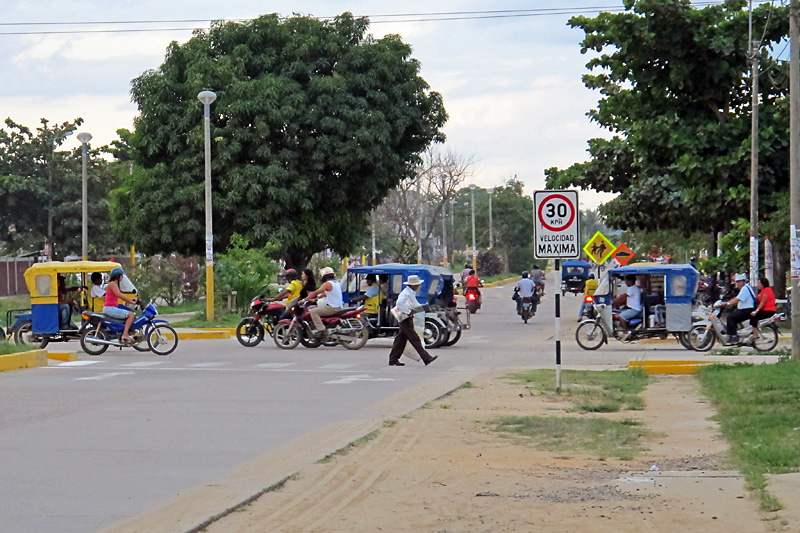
[0,257,36,297]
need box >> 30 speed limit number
[534,190,579,259]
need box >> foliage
[128,255,199,306]
[118,13,447,268]
[701,218,749,274]
[477,249,504,277]
[545,1,790,240]
[203,234,279,310]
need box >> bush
[129,255,199,306]
[477,250,504,277]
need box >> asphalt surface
[0,284,775,532]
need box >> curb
[0,349,48,373]
[628,360,720,375]
[48,351,78,362]
[176,329,232,340]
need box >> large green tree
[119,13,447,267]
[545,0,789,238]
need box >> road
[0,284,695,532]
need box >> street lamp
[47,129,73,260]
[77,132,92,261]
[198,90,217,320]
[470,184,477,271]
[488,188,494,249]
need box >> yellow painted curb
[0,349,48,372]
[48,351,78,362]
[628,360,720,375]
[176,330,231,340]
[197,328,237,335]
[639,338,680,344]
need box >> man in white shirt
[724,273,757,343]
[514,271,536,315]
[388,275,437,367]
[612,275,642,339]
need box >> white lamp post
[77,132,92,261]
[488,187,494,249]
[470,184,477,271]
[198,90,217,320]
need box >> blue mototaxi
[560,260,591,296]
[342,263,467,348]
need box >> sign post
[534,190,579,393]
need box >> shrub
[129,255,199,306]
[477,249,504,276]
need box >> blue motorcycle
[80,302,178,356]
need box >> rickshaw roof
[609,263,696,276]
[346,263,454,277]
[562,260,591,267]
[25,260,122,278]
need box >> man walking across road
[388,275,437,367]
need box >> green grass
[491,416,648,460]
[482,272,518,284]
[0,296,30,327]
[157,300,204,314]
[697,360,800,511]
[505,369,649,412]
[170,313,242,328]
[0,341,36,355]
[316,430,380,463]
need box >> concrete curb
[0,349,48,373]
[175,329,232,340]
[48,351,78,362]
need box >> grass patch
[170,312,242,328]
[491,416,648,460]
[383,419,397,428]
[461,381,477,389]
[697,360,800,511]
[482,272,518,284]
[0,341,36,355]
[505,369,649,412]
[316,430,380,464]
[440,404,452,409]
[0,296,30,327]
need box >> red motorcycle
[464,287,482,314]
[272,302,369,350]
[235,295,287,347]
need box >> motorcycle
[235,295,288,347]
[686,300,783,352]
[464,287,482,314]
[513,288,538,323]
[80,302,178,356]
[272,302,369,350]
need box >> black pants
[389,317,432,364]
[727,308,754,336]
[750,310,775,328]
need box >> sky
[0,1,647,210]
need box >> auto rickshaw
[16,261,129,348]
[342,264,467,348]
[575,263,699,349]
[560,260,591,296]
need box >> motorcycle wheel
[753,325,779,352]
[300,330,322,348]
[273,323,301,349]
[130,328,149,352]
[443,328,462,346]
[147,324,178,356]
[80,328,110,356]
[575,321,606,350]
[340,320,368,350]
[687,325,716,352]
[467,302,479,314]
[236,318,264,347]
[676,332,693,350]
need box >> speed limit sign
[534,190,579,259]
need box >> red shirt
[465,275,480,288]
[758,287,776,312]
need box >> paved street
[0,285,719,532]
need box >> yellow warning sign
[583,231,616,264]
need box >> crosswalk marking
[324,373,395,384]
[187,362,228,368]
[76,372,134,381]
[254,362,295,369]
[317,363,357,370]
[57,361,103,366]
[119,361,165,367]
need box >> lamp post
[488,187,494,249]
[470,184,477,271]
[47,129,73,259]
[77,132,92,261]
[198,90,217,320]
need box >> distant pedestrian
[388,275,437,367]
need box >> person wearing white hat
[388,274,437,367]
[300,266,344,337]
[724,273,757,344]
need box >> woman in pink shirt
[103,267,138,343]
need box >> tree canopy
[119,12,447,267]
[545,0,789,237]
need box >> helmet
[284,268,298,281]
[319,266,335,277]
[521,271,529,278]
[690,256,697,262]
[110,267,124,279]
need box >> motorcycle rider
[578,273,598,321]
[301,267,343,337]
[612,275,642,340]
[530,264,545,295]
[724,273,756,344]
[514,271,536,315]
[460,263,472,287]
[104,267,138,343]
[267,268,303,306]
[748,277,776,342]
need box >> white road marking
[187,362,228,368]
[318,363,357,370]
[76,372,135,381]
[56,361,103,367]
[324,373,395,384]
[254,362,295,369]
[119,361,165,367]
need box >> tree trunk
[286,250,312,271]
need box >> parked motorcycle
[272,303,368,350]
[686,300,783,352]
[464,287,482,314]
[80,302,178,356]
[235,295,288,347]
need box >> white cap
[734,273,748,282]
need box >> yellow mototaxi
[18,261,127,347]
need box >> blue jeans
[59,303,71,329]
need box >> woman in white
[301,267,343,336]
[388,275,437,367]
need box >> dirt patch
[205,372,776,532]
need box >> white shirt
[626,284,642,311]
[737,283,757,309]
[90,284,105,299]
[396,286,422,316]
[516,278,535,298]
[324,280,343,308]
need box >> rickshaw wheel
[443,329,461,346]
[14,322,44,348]
[575,321,606,350]
[423,319,444,348]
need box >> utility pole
[749,0,760,286]
[470,184,477,270]
[790,0,800,360]
[488,188,494,249]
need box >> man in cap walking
[388,274,438,367]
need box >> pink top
[104,284,119,307]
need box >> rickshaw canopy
[24,261,122,297]
[343,263,454,305]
